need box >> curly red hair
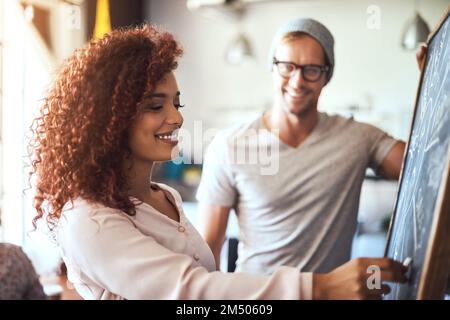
[29,25,183,229]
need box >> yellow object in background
[182,167,202,187]
[93,0,111,39]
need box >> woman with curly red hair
[29,25,406,300]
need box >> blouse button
[193,254,200,261]
[177,226,185,233]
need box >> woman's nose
[167,104,183,127]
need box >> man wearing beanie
[196,18,407,275]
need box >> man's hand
[416,43,427,71]
[313,257,407,300]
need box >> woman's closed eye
[143,105,163,111]
[142,103,185,112]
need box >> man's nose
[289,68,307,88]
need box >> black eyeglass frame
[273,58,330,82]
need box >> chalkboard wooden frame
[384,5,450,300]
[417,145,450,299]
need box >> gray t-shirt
[196,112,398,274]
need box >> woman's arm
[59,208,309,300]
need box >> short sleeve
[364,124,399,172]
[196,132,237,207]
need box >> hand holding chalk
[403,257,413,281]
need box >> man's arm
[378,45,427,180]
[198,204,232,270]
[378,141,405,180]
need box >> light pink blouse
[57,183,312,300]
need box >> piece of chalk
[402,257,413,282]
[403,257,412,268]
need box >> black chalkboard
[384,6,450,300]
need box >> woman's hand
[416,43,427,71]
[313,257,407,300]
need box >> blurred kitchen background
[0,0,449,297]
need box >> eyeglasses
[273,59,329,82]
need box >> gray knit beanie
[268,18,335,83]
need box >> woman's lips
[155,131,179,145]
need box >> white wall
[0,0,87,275]
[146,0,449,157]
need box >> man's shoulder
[321,112,382,135]
[209,114,264,148]
[204,114,266,163]
[219,114,264,138]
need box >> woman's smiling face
[128,72,184,163]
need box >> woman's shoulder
[61,198,109,220]
[57,198,138,250]
[59,198,135,232]
[153,182,183,204]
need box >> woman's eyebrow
[149,91,180,98]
